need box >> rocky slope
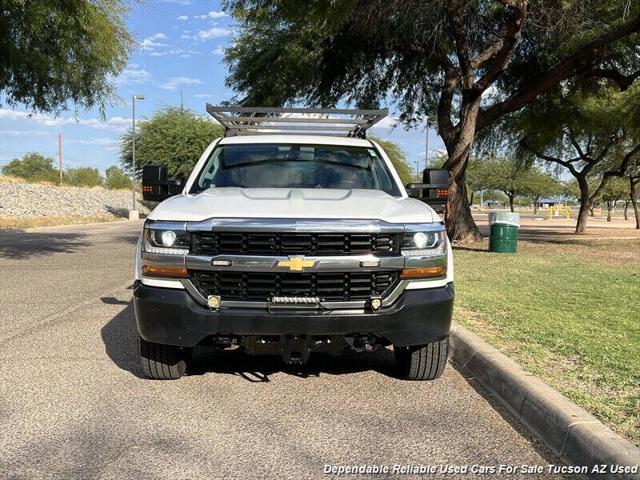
[0,180,150,219]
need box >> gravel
[0,182,149,218]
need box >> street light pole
[129,94,144,220]
[424,117,429,173]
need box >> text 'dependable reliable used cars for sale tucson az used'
[133,106,454,380]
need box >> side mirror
[405,168,449,213]
[142,165,183,202]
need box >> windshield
[189,143,401,196]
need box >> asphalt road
[1,221,569,479]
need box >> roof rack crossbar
[206,104,388,138]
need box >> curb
[450,323,640,480]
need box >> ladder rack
[206,104,388,138]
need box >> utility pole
[58,132,63,185]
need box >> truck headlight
[401,227,447,279]
[143,222,189,255]
[401,229,446,257]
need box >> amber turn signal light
[142,264,189,278]
[400,266,446,279]
[437,188,448,198]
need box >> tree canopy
[223,0,640,241]
[369,135,413,185]
[2,152,59,182]
[120,107,225,179]
[0,0,132,114]
[490,81,640,232]
[105,165,132,190]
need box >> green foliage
[223,0,639,125]
[2,152,59,182]
[468,156,561,201]
[64,167,103,187]
[120,107,225,179]
[369,135,413,185]
[599,177,629,203]
[0,0,132,114]
[104,165,132,190]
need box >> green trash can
[489,212,519,253]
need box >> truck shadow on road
[0,229,90,259]
[100,301,398,381]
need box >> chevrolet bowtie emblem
[277,256,316,272]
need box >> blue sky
[0,0,444,176]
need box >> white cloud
[195,10,227,20]
[212,46,226,56]
[159,77,203,90]
[140,33,168,50]
[177,15,188,20]
[194,93,214,98]
[149,48,200,57]
[115,67,152,85]
[197,27,232,40]
[65,137,120,146]
[0,129,55,138]
[0,108,131,131]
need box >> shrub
[2,152,59,182]
[104,165,132,189]
[65,167,103,187]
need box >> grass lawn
[453,238,640,445]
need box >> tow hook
[282,335,312,365]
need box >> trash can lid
[488,211,520,227]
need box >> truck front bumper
[133,282,454,348]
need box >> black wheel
[395,337,449,381]
[139,337,191,380]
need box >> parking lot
[0,221,570,479]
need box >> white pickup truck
[134,106,453,380]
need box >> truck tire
[139,337,190,380]
[395,337,449,381]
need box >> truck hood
[147,188,438,224]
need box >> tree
[105,165,132,190]
[65,167,103,187]
[469,156,560,212]
[370,135,413,185]
[630,175,640,229]
[597,177,628,222]
[2,152,59,182]
[0,0,132,114]
[223,0,640,241]
[120,107,225,179]
[509,85,640,233]
[525,169,562,215]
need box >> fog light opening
[370,296,382,311]
[207,295,221,309]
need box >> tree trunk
[606,201,612,222]
[508,194,515,212]
[589,205,595,217]
[623,200,629,220]
[469,190,474,207]
[576,176,590,234]
[533,199,538,215]
[446,171,483,242]
[630,177,640,229]
[443,99,483,243]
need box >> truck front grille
[191,232,400,256]
[191,271,399,302]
